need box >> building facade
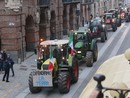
[0,0,121,62]
[0,0,39,62]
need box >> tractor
[28,39,79,94]
[103,12,118,32]
[89,17,108,42]
[71,28,98,67]
[108,9,122,27]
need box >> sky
[126,0,130,4]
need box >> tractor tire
[86,51,93,67]
[93,43,98,62]
[58,72,70,94]
[71,58,79,83]
[105,31,107,40]
[28,72,42,93]
[112,25,117,32]
[101,32,105,42]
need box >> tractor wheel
[112,25,117,32]
[71,58,79,83]
[58,72,70,94]
[86,51,93,67]
[105,31,107,40]
[28,72,42,93]
[93,43,98,62]
[101,32,105,42]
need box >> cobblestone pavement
[0,52,37,98]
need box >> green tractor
[28,39,79,94]
[71,28,98,67]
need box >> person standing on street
[0,51,3,73]
[2,58,10,82]
[1,49,7,61]
[7,54,14,77]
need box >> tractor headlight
[77,51,81,53]
[112,19,115,22]
[40,38,43,42]
[61,48,63,51]
[102,24,105,28]
[62,57,65,60]
[42,49,44,52]
[38,57,41,60]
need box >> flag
[69,32,76,56]
[48,48,54,70]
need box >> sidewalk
[79,53,130,98]
[0,52,37,98]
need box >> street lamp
[124,48,130,64]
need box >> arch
[39,8,47,41]
[69,6,74,30]
[63,7,67,35]
[25,15,35,27]
[25,15,35,51]
[50,10,56,40]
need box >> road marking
[15,88,30,98]
[108,23,130,58]
[98,23,125,59]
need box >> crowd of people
[0,49,14,82]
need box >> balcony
[38,0,50,7]
[90,74,130,98]
[81,0,94,5]
[62,0,80,4]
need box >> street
[0,22,130,98]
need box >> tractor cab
[37,39,69,69]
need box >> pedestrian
[1,49,7,61]
[7,54,14,77]
[89,14,94,32]
[0,51,3,73]
[2,58,10,82]
[82,17,85,26]
[89,14,93,21]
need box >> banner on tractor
[33,70,53,87]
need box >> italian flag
[69,32,76,56]
[48,49,54,70]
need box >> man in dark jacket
[0,51,3,72]
[7,54,14,76]
[1,50,7,61]
[2,58,10,82]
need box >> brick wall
[0,0,39,62]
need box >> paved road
[0,22,130,98]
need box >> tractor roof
[104,13,113,15]
[40,39,69,46]
[72,27,88,34]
